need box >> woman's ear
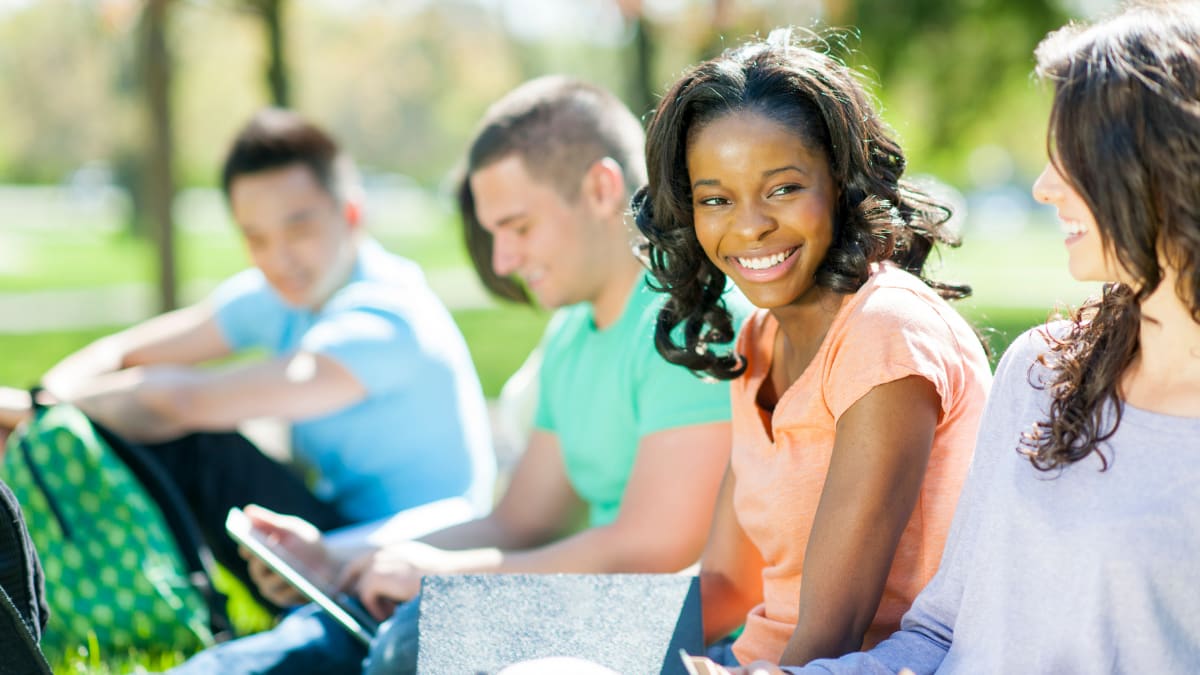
[581,157,627,217]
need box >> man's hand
[0,386,31,431]
[239,504,336,607]
[337,540,451,621]
[0,386,34,456]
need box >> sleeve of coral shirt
[822,283,959,421]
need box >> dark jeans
[169,603,368,675]
[141,431,351,613]
[706,636,741,667]
[169,596,418,675]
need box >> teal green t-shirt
[534,273,750,527]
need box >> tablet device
[225,507,380,645]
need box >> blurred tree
[627,15,655,120]
[830,0,1069,180]
[223,0,291,106]
[0,4,122,183]
[140,0,178,311]
[611,0,1071,182]
[259,0,290,106]
[618,0,768,120]
[614,0,655,120]
[0,0,1087,202]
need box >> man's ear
[343,197,363,229]
[581,157,626,217]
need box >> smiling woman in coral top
[633,29,991,670]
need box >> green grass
[0,227,471,294]
[959,304,1059,364]
[50,646,186,674]
[936,230,1101,310]
[0,328,115,388]
[0,186,470,293]
[453,305,550,396]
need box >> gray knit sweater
[789,324,1200,674]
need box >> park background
[0,0,1113,671]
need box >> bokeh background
[0,0,1115,670]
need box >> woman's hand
[686,658,787,675]
[697,660,916,675]
[732,663,791,675]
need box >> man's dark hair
[221,108,355,202]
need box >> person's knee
[364,596,422,675]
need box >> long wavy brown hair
[1021,3,1200,470]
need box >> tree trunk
[141,0,178,312]
[628,16,655,121]
[261,0,290,107]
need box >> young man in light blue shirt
[0,110,495,607]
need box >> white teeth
[736,249,792,270]
[1061,219,1088,236]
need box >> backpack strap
[28,386,45,410]
[15,432,72,542]
[0,584,51,675]
[0,476,51,673]
[0,473,48,639]
[14,389,70,541]
[91,424,234,642]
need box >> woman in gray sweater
[709,3,1200,673]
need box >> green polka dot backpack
[0,400,231,655]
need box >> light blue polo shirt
[211,239,495,523]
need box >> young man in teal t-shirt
[173,77,748,675]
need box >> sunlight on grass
[48,639,186,674]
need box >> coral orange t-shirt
[730,262,992,665]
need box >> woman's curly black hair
[1020,3,1200,471]
[633,28,968,380]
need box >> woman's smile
[728,245,802,281]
